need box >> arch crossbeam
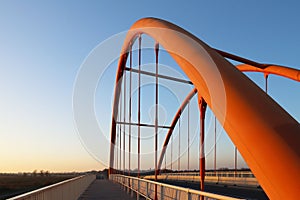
[237,64,300,82]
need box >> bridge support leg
[199,97,207,198]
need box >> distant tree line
[24,170,51,176]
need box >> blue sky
[0,1,299,172]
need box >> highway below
[157,180,269,200]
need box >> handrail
[8,174,95,200]
[155,171,255,177]
[110,174,244,200]
[144,172,259,188]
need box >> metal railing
[110,174,244,200]
[159,171,255,178]
[144,171,259,188]
[8,174,95,200]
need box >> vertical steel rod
[214,116,217,174]
[119,82,123,172]
[117,97,119,172]
[116,127,118,172]
[178,117,181,171]
[235,146,237,177]
[199,97,207,195]
[128,43,132,177]
[138,35,142,178]
[164,152,166,171]
[123,60,126,174]
[154,42,159,200]
[171,134,173,170]
[264,73,269,94]
[188,101,190,171]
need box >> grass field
[0,174,77,199]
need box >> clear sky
[0,1,299,173]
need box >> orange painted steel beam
[214,48,266,69]
[110,17,300,199]
[237,64,300,82]
[213,48,300,82]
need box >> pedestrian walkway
[78,179,136,200]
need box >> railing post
[127,177,130,194]
[176,189,179,199]
[187,190,192,200]
[131,178,134,197]
[160,185,164,200]
[146,181,149,198]
[137,179,140,200]
[123,176,126,191]
[121,176,123,190]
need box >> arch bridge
[109,18,300,200]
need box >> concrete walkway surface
[78,179,136,200]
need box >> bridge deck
[79,179,136,200]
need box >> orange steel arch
[110,17,300,199]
